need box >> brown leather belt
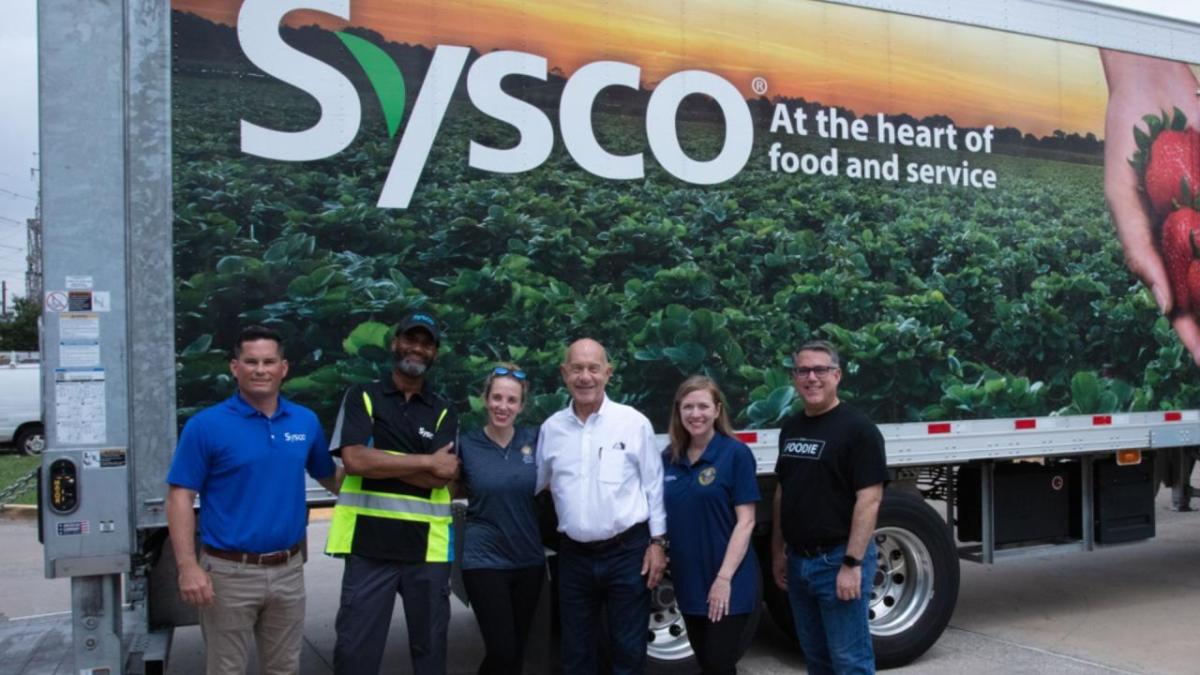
[204,541,303,566]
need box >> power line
[0,243,25,252]
[0,188,35,201]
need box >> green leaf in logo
[335,32,406,139]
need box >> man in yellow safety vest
[326,312,460,675]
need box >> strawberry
[1161,207,1200,313]
[1131,108,1200,218]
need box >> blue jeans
[786,542,877,675]
[557,530,651,675]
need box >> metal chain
[0,467,38,509]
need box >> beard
[394,353,429,377]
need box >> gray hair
[794,340,840,367]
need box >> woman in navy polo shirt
[663,375,761,675]
[459,364,544,675]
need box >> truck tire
[759,535,797,644]
[15,424,45,457]
[871,489,959,669]
[758,490,959,669]
[646,569,762,669]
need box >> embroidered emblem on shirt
[418,426,435,439]
[665,475,679,482]
[781,438,825,459]
[521,445,535,464]
[698,466,717,486]
[283,432,307,442]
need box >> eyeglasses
[492,366,527,380]
[792,366,838,378]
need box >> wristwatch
[650,536,670,552]
[841,554,863,568]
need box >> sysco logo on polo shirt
[418,427,434,439]
[284,432,308,442]
[781,438,825,459]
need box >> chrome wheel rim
[870,526,936,637]
[646,577,693,661]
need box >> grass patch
[0,454,39,505]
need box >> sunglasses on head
[492,366,527,380]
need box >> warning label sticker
[57,521,90,536]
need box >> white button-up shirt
[536,396,666,542]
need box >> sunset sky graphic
[175,0,1111,138]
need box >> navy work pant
[333,554,451,675]
[557,525,651,675]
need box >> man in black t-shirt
[771,340,887,674]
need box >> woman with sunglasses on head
[663,375,761,675]
[458,364,544,675]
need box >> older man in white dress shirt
[536,338,667,675]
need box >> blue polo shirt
[663,432,761,616]
[167,393,335,553]
[460,426,544,570]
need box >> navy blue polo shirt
[459,426,543,570]
[663,432,761,615]
[167,393,335,553]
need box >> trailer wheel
[760,541,797,644]
[16,424,44,456]
[645,569,762,669]
[759,491,959,669]
[871,490,958,669]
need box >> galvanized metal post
[38,0,175,672]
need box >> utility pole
[2,280,7,318]
[26,213,42,301]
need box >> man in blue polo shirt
[167,325,340,675]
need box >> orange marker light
[1115,449,1142,466]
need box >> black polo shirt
[330,375,459,560]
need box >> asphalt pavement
[2,484,1200,674]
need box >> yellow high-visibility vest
[326,390,453,561]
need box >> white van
[0,364,43,455]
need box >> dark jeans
[682,613,750,675]
[462,566,545,675]
[333,554,450,675]
[557,526,651,675]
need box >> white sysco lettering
[467,51,554,174]
[238,0,361,161]
[377,45,471,208]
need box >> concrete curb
[0,505,37,520]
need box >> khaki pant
[199,550,306,675]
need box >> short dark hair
[794,339,840,367]
[233,325,284,358]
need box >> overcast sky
[2,1,1200,311]
[0,0,36,305]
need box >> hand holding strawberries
[1101,49,1200,365]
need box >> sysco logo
[237,0,754,208]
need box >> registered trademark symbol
[751,77,768,95]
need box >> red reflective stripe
[1015,419,1037,430]
[1165,411,1183,422]
[1092,415,1112,425]
[734,431,758,444]
[927,423,951,434]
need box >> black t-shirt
[774,402,887,548]
[330,376,459,561]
